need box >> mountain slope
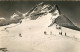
[24,2,60,20]
[54,14,80,31]
[0,2,80,52]
[23,2,80,31]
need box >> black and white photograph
[0,1,80,52]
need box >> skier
[65,32,66,36]
[59,32,62,35]
[19,33,22,37]
[44,31,47,35]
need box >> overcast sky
[0,1,80,27]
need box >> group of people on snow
[44,31,67,36]
[44,25,67,36]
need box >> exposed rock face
[25,2,61,20]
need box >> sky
[0,1,80,27]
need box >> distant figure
[65,32,66,36]
[44,31,47,35]
[19,33,22,37]
[59,32,62,35]
[61,32,62,35]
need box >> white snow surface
[0,11,80,52]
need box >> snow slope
[0,2,80,52]
[0,12,80,52]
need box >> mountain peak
[25,2,61,20]
[37,2,45,6]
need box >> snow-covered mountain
[0,11,24,26]
[24,2,60,20]
[23,2,80,31]
[10,11,24,23]
[0,2,80,52]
